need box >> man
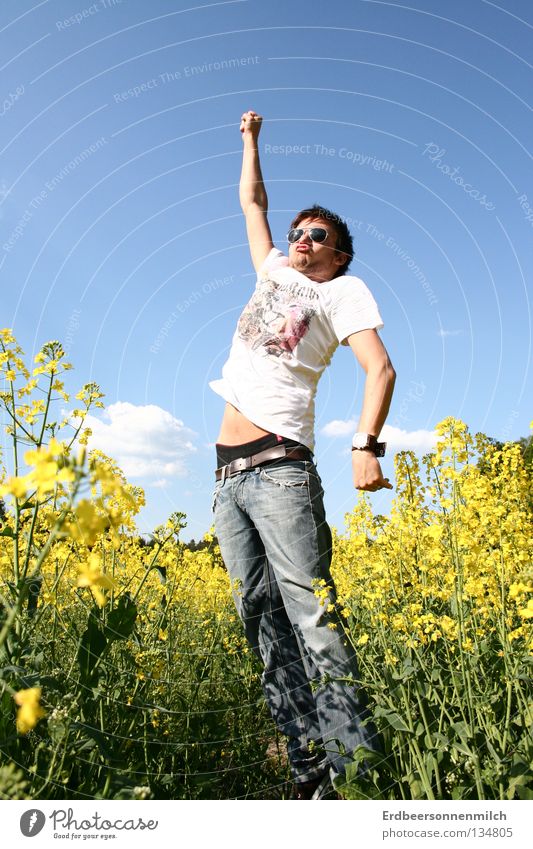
[209,111,396,799]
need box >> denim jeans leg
[213,474,328,782]
[245,460,383,780]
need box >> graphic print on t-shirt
[237,275,319,359]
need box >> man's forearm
[240,136,268,212]
[357,360,396,437]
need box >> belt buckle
[218,450,275,483]
[226,455,252,480]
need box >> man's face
[287,217,345,282]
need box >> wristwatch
[351,432,387,457]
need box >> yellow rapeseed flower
[22,438,73,497]
[66,500,109,547]
[14,687,46,734]
[1,328,16,344]
[77,553,117,607]
[0,475,31,499]
[509,582,531,600]
[518,600,533,620]
[384,649,398,666]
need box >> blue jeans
[212,458,381,782]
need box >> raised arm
[239,110,274,272]
[347,328,396,491]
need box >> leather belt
[215,445,312,482]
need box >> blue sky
[1,0,531,541]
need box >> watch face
[353,434,371,449]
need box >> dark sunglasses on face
[287,227,329,244]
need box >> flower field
[0,329,532,800]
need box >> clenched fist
[352,450,393,492]
[240,110,263,140]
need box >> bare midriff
[216,403,271,445]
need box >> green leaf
[430,667,442,683]
[453,741,474,758]
[407,775,425,799]
[338,748,386,800]
[392,661,416,681]
[506,758,533,798]
[0,526,15,538]
[374,706,413,734]
[79,726,120,765]
[425,752,437,788]
[485,739,502,765]
[104,594,137,642]
[427,731,448,751]
[77,615,107,689]
[74,735,98,753]
[349,744,387,771]
[451,784,469,800]
[17,500,34,511]
[449,721,474,757]
[516,786,533,800]
[451,720,472,741]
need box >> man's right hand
[239,109,273,271]
[240,110,263,141]
[352,449,393,492]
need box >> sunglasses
[287,227,329,244]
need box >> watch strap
[352,434,387,457]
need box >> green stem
[410,737,436,800]
[9,380,21,588]
[500,680,513,758]
[413,687,443,797]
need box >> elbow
[372,355,396,381]
[241,198,268,216]
[387,364,397,396]
[367,357,396,392]
[387,359,397,386]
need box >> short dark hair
[290,204,354,278]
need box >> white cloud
[151,478,170,489]
[72,401,197,483]
[321,418,357,437]
[321,420,437,453]
[437,329,462,337]
[380,425,438,453]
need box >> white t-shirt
[209,248,384,450]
